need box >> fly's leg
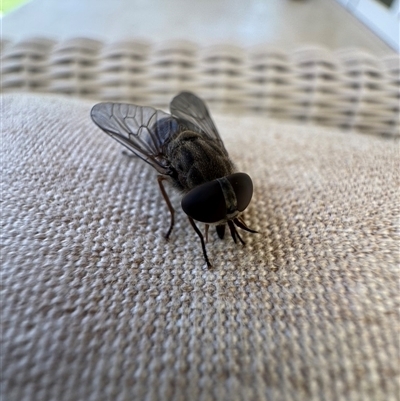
[216,224,225,239]
[204,224,210,243]
[188,217,212,269]
[157,176,175,239]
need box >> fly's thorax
[166,130,234,191]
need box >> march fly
[91,91,257,268]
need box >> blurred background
[2,0,399,54]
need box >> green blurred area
[1,0,31,15]
[379,0,395,6]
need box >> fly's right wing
[91,103,181,174]
[170,91,229,156]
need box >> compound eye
[181,180,226,223]
[226,173,253,212]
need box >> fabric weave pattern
[2,94,399,401]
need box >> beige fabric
[2,94,399,401]
[1,38,399,137]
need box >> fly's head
[181,173,257,243]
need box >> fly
[90,91,257,268]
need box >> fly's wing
[91,103,180,174]
[169,92,229,155]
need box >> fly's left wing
[170,92,229,156]
[91,102,181,175]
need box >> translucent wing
[91,103,181,174]
[170,92,229,155]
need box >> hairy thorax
[166,131,234,192]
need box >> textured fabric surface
[2,94,399,401]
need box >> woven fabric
[1,38,399,137]
[2,94,399,401]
